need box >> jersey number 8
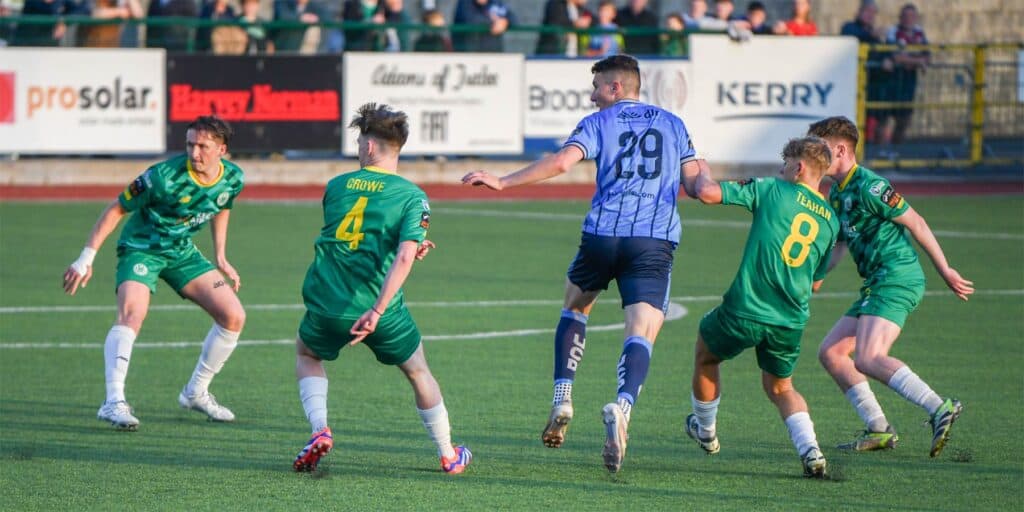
[781,213,819,267]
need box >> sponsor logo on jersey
[180,195,191,204]
[133,263,149,276]
[880,187,903,208]
[124,173,150,200]
[420,211,431,229]
[216,192,230,207]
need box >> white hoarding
[688,35,858,163]
[343,52,523,155]
[0,48,166,154]
[524,58,693,139]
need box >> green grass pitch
[1,196,1021,510]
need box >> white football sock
[418,401,456,459]
[844,381,890,432]
[887,365,943,414]
[186,323,240,396]
[104,325,137,403]
[691,392,720,437]
[298,376,329,433]
[784,411,819,456]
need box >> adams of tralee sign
[0,48,165,154]
[688,35,857,163]
[343,52,523,156]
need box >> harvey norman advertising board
[343,53,523,155]
[0,48,165,154]
[524,59,693,139]
[688,35,857,163]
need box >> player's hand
[62,264,92,295]
[415,240,436,261]
[218,260,242,292]
[940,267,974,301]
[461,171,503,191]
[348,309,381,346]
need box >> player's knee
[116,310,146,331]
[219,306,246,332]
[853,354,880,376]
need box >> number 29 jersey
[564,99,697,245]
[301,167,430,319]
[720,177,839,328]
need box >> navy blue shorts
[566,233,675,312]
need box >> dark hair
[783,136,832,178]
[422,8,443,23]
[187,115,232,145]
[747,1,766,12]
[348,102,409,150]
[591,54,641,90]
[807,116,859,147]
[666,12,685,24]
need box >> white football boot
[178,387,236,422]
[97,400,140,431]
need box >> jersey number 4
[781,213,819,267]
[336,196,368,250]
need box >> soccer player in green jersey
[808,116,973,457]
[685,137,838,478]
[291,103,470,475]
[62,116,246,431]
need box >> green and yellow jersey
[117,154,245,253]
[719,177,839,328]
[829,165,923,284]
[302,167,430,319]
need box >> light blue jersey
[565,99,697,244]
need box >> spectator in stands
[841,0,886,143]
[0,1,11,47]
[660,12,686,56]
[196,0,238,53]
[76,0,143,48]
[342,0,384,51]
[774,0,818,36]
[413,8,452,52]
[13,0,86,47]
[584,1,621,57]
[616,0,658,55]
[146,0,199,51]
[452,0,514,52]
[880,2,930,146]
[274,0,325,53]
[535,0,591,56]
[712,0,736,23]
[378,0,411,52]
[239,0,274,54]
[739,1,772,35]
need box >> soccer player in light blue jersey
[463,54,702,473]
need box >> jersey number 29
[615,129,663,180]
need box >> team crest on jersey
[216,192,230,207]
[133,263,149,277]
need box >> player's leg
[293,332,333,472]
[687,331,722,454]
[176,268,246,422]
[856,314,962,456]
[397,343,470,474]
[544,234,609,448]
[97,280,152,430]
[761,373,826,478]
[819,314,896,450]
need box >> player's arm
[812,280,824,293]
[461,145,584,191]
[349,240,421,345]
[892,207,974,301]
[210,209,241,292]
[693,159,723,204]
[825,240,848,272]
[63,199,128,295]
[679,159,701,199]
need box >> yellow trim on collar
[363,166,396,175]
[186,159,225,188]
[798,182,825,199]
[837,164,858,191]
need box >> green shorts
[115,245,216,296]
[699,306,804,378]
[845,280,925,328]
[298,307,421,365]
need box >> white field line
[0,303,686,349]
[1,289,1020,315]
[434,207,1024,241]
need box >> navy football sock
[553,309,588,385]
[616,336,653,409]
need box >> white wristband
[70,247,97,275]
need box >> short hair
[782,136,832,178]
[598,0,616,9]
[900,3,917,14]
[187,115,232,145]
[807,116,859,147]
[747,1,766,13]
[348,103,409,150]
[422,8,444,23]
[666,12,685,24]
[591,54,641,92]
